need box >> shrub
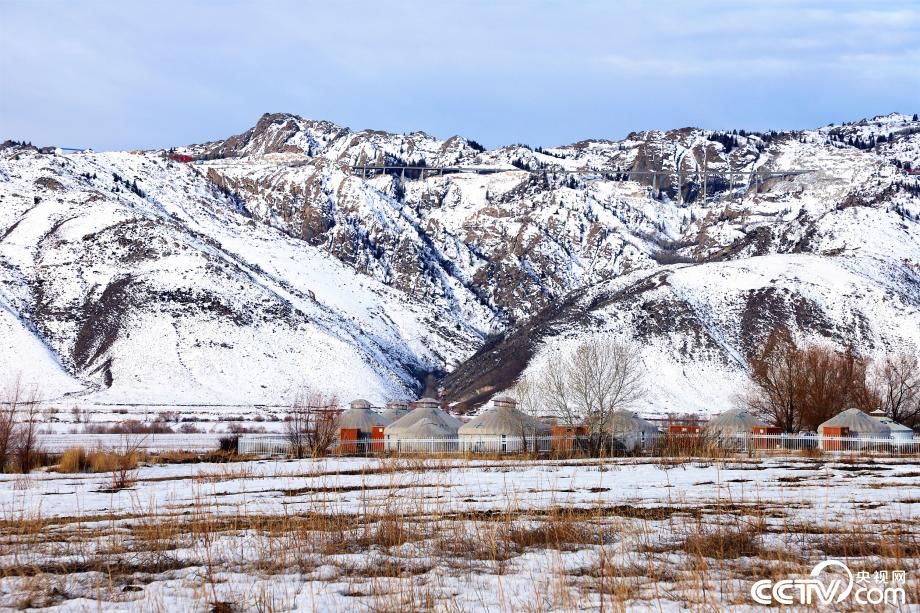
[83,420,174,434]
[218,435,239,454]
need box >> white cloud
[0,0,917,149]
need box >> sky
[1,0,919,151]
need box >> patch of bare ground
[4,557,192,578]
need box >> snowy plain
[1,455,918,611]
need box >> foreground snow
[0,456,917,610]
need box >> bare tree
[566,339,645,432]
[870,353,920,427]
[0,376,43,473]
[540,356,574,424]
[286,389,340,458]
[512,375,541,419]
[801,345,873,429]
[15,398,42,473]
[746,328,874,432]
[746,328,807,432]
[528,338,646,453]
[0,387,17,472]
[511,375,544,453]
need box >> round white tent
[382,400,410,423]
[337,399,391,435]
[870,410,914,441]
[819,408,892,450]
[458,396,551,452]
[820,408,891,438]
[703,409,766,439]
[384,398,461,452]
[606,409,660,451]
[402,418,455,438]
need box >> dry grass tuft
[358,517,424,549]
[87,450,138,473]
[57,447,88,473]
[194,464,254,483]
[505,519,603,551]
[681,525,761,560]
[816,529,920,559]
[2,454,918,611]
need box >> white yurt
[382,400,411,423]
[819,408,892,450]
[336,399,391,436]
[384,398,461,452]
[396,418,458,452]
[869,409,914,441]
[819,408,891,439]
[702,408,765,445]
[606,409,660,451]
[458,396,551,452]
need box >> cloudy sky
[1,0,919,150]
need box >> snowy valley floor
[0,455,918,611]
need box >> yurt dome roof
[385,404,461,436]
[872,415,912,434]
[459,404,550,436]
[606,409,659,436]
[402,417,455,438]
[819,408,891,435]
[868,409,912,434]
[349,399,372,410]
[703,408,765,436]
[337,406,391,432]
[382,400,411,422]
[879,417,914,434]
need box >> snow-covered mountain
[2,112,919,412]
[0,144,483,405]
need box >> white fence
[37,433,223,453]
[699,432,919,454]
[237,435,293,456]
[237,432,919,458]
[41,431,914,457]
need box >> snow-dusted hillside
[0,146,485,405]
[444,251,920,414]
[2,112,920,411]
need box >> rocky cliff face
[2,113,919,411]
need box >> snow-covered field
[1,456,917,610]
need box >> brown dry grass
[815,527,920,559]
[681,525,761,560]
[87,450,138,473]
[56,447,88,473]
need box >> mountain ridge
[2,111,919,412]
